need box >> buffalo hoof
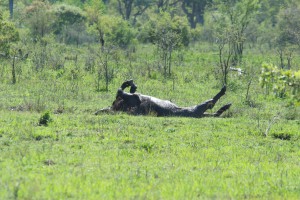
[215,103,232,117]
[221,103,231,111]
[121,80,133,90]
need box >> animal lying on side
[95,80,232,118]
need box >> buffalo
[95,80,231,118]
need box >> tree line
[0,0,300,87]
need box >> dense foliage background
[1,0,299,98]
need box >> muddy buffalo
[95,80,232,117]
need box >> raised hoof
[215,103,232,117]
[121,80,133,90]
[130,84,137,93]
[220,103,231,111]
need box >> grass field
[0,45,299,199]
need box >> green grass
[0,111,299,199]
[0,44,299,199]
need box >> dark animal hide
[95,80,232,118]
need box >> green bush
[38,111,52,126]
[260,63,300,104]
[24,0,54,39]
[139,12,190,47]
[52,4,87,44]
[108,18,136,48]
[0,13,19,56]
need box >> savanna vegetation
[0,0,299,199]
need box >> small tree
[207,0,259,84]
[0,13,20,84]
[94,46,116,92]
[0,13,19,57]
[24,0,54,40]
[143,12,189,77]
[216,28,234,85]
[275,2,300,69]
[30,36,52,71]
[10,46,28,84]
[211,0,259,65]
[86,1,135,49]
[52,4,86,44]
[86,2,126,92]
[85,0,106,47]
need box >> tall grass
[0,43,299,199]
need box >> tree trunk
[278,49,284,69]
[118,0,134,20]
[168,49,172,76]
[287,52,292,69]
[181,0,207,28]
[104,55,109,91]
[12,56,16,84]
[125,1,133,20]
[196,13,204,25]
[9,0,14,19]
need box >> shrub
[260,63,300,104]
[38,111,52,126]
[272,132,292,140]
[0,13,19,56]
[139,12,190,47]
[52,4,87,44]
[24,0,54,39]
[87,10,136,48]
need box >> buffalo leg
[120,79,137,93]
[95,107,112,115]
[193,86,227,116]
[214,103,232,116]
[208,85,226,109]
[193,99,215,116]
[120,80,133,91]
[202,103,232,117]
